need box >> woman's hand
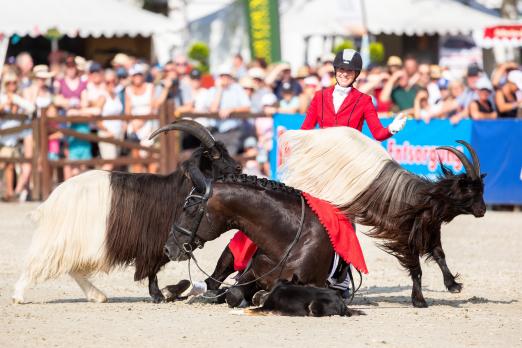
[388,113,407,134]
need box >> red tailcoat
[301,86,392,141]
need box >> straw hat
[386,56,403,67]
[112,53,131,67]
[33,64,55,79]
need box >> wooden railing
[1,106,268,201]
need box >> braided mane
[217,174,301,196]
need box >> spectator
[156,60,192,112]
[380,68,419,112]
[495,69,522,118]
[98,69,124,170]
[450,63,484,123]
[299,75,320,113]
[469,78,497,120]
[207,65,251,155]
[272,63,303,99]
[23,65,54,112]
[55,56,90,179]
[74,62,106,116]
[232,53,248,80]
[386,56,403,75]
[403,55,419,83]
[15,52,34,92]
[416,63,431,88]
[125,64,157,173]
[427,65,442,106]
[277,82,300,113]
[0,71,35,201]
[248,67,272,114]
[413,88,432,123]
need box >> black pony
[164,173,338,306]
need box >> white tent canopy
[0,0,180,38]
[364,0,506,36]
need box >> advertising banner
[243,0,281,64]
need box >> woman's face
[478,89,491,101]
[335,68,356,87]
[65,65,78,79]
[5,80,18,92]
[131,73,144,86]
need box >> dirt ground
[0,202,520,348]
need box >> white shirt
[333,85,352,113]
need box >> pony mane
[279,127,391,206]
[217,174,302,196]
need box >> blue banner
[471,119,522,204]
[269,114,521,204]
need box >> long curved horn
[456,140,480,176]
[437,146,478,180]
[149,119,216,148]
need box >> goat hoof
[447,282,463,293]
[88,293,108,303]
[412,298,428,308]
[12,297,24,304]
[151,294,165,303]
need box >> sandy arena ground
[0,202,521,348]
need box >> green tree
[332,40,355,54]
[188,42,210,73]
[369,42,385,64]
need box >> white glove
[388,113,407,134]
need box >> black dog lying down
[245,279,365,317]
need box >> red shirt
[301,86,392,141]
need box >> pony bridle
[171,179,213,256]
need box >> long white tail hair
[278,127,391,207]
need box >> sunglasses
[105,80,116,85]
[175,62,187,66]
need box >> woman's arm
[363,96,392,141]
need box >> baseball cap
[89,62,103,73]
[437,78,449,90]
[467,63,481,77]
[190,68,202,80]
[476,77,493,92]
[281,81,293,93]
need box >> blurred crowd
[1,50,522,202]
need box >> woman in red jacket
[302,49,406,137]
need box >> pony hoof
[447,282,463,293]
[412,298,428,308]
[252,290,269,307]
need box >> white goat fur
[279,127,391,206]
[13,170,112,303]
